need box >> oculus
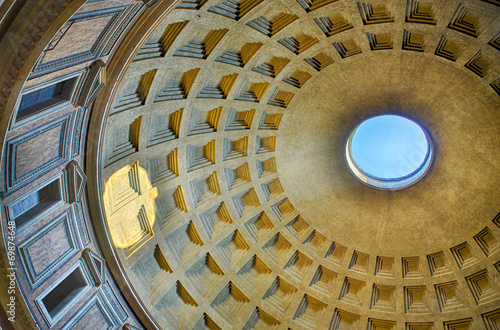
[346,115,433,190]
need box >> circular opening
[346,115,433,190]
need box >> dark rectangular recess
[16,78,77,122]
[11,179,62,229]
[41,266,88,318]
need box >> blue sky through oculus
[351,115,428,179]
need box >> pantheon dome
[0,0,499,329]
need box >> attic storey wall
[0,0,163,329]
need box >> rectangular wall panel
[5,114,71,194]
[18,209,80,289]
[60,291,121,330]
[29,3,143,78]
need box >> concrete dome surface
[0,0,499,329]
